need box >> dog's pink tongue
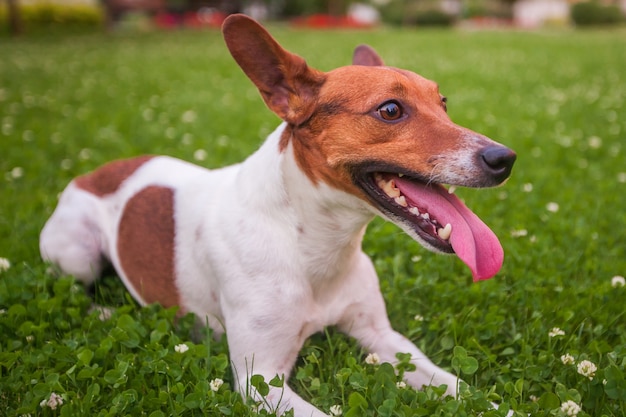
[395,178,503,281]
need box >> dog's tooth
[395,196,407,207]
[398,173,404,178]
[420,212,430,220]
[437,223,452,240]
[448,185,457,194]
[382,179,401,198]
[409,207,420,216]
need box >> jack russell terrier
[40,14,516,416]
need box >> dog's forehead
[322,65,441,107]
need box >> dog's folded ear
[352,44,385,67]
[222,14,325,126]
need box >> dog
[40,14,516,416]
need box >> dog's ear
[352,45,384,66]
[222,14,325,125]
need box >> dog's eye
[377,101,403,121]
[441,96,448,112]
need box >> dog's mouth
[355,167,504,281]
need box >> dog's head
[222,14,516,281]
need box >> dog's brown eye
[441,96,448,112]
[377,101,403,121]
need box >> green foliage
[1,25,626,416]
[377,1,455,26]
[571,1,624,26]
[463,0,514,19]
[413,10,455,27]
[377,0,406,26]
[0,2,104,34]
[281,0,336,17]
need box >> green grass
[1,25,626,416]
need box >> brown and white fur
[40,14,516,416]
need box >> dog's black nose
[480,146,516,183]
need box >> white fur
[41,124,464,416]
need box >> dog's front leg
[337,255,516,415]
[337,253,460,398]
[224,305,329,417]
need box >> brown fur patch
[75,155,154,197]
[117,185,180,308]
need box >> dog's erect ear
[222,14,325,125]
[352,44,385,66]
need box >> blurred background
[2,0,626,36]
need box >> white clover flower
[396,381,407,389]
[2,123,13,136]
[0,257,10,272]
[510,229,528,238]
[209,378,224,392]
[546,202,560,213]
[587,136,602,149]
[60,159,72,170]
[529,395,538,402]
[413,314,424,322]
[174,343,189,354]
[618,172,626,184]
[78,148,92,161]
[549,327,565,338]
[365,352,380,365]
[560,400,581,416]
[193,149,208,161]
[217,135,230,146]
[182,133,193,145]
[11,167,23,179]
[142,108,154,121]
[40,392,64,410]
[560,353,575,365]
[165,126,176,139]
[522,183,533,192]
[88,305,113,321]
[577,360,597,380]
[181,110,197,123]
[611,275,625,288]
[329,405,342,416]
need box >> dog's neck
[238,123,374,291]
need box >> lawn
[1,24,625,416]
